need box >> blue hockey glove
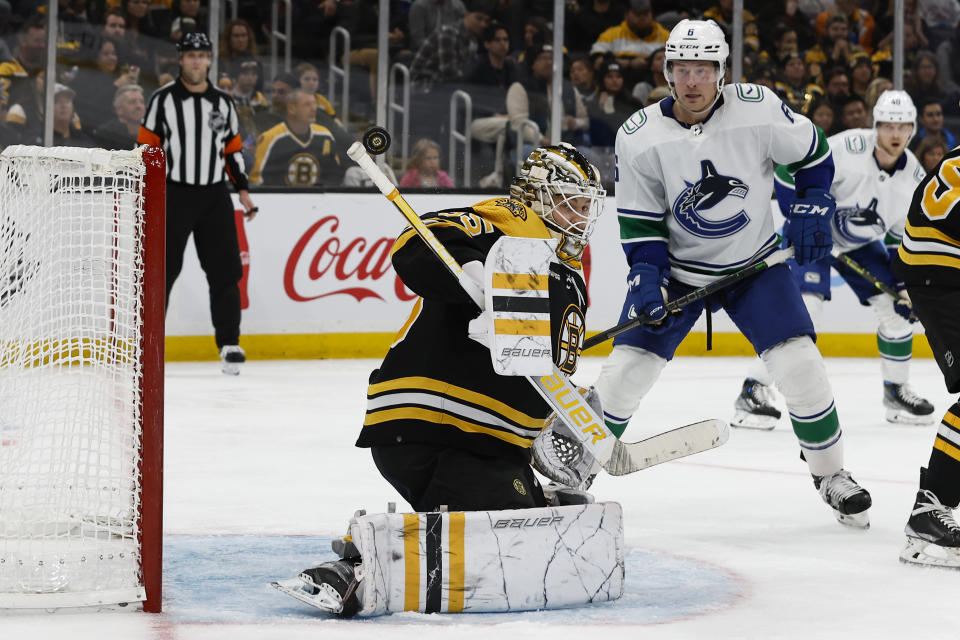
[786,188,836,266]
[626,262,673,331]
[893,294,917,323]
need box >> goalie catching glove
[532,385,603,490]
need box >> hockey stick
[831,250,917,321]
[346,138,727,476]
[582,246,796,351]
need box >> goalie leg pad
[594,345,667,436]
[762,336,843,476]
[350,503,624,617]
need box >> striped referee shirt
[138,78,249,190]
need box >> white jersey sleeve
[614,108,669,264]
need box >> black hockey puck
[362,127,391,156]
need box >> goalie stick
[582,247,796,351]
[346,136,727,476]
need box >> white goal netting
[0,146,151,608]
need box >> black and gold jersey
[356,197,588,462]
[249,122,344,186]
[893,146,960,287]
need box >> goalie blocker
[272,502,624,617]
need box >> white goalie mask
[663,19,729,114]
[873,89,917,145]
[510,143,606,263]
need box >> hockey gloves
[786,188,836,265]
[894,292,917,323]
[626,262,674,333]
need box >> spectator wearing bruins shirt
[356,144,606,512]
[892,136,960,567]
[249,88,344,186]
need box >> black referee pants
[165,181,243,349]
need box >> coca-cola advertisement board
[164,193,881,356]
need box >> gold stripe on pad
[934,437,960,462]
[447,512,465,613]
[403,514,421,611]
[493,319,551,336]
[491,272,549,290]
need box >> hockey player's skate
[220,345,246,375]
[813,469,872,528]
[271,559,362,617]
[901,488,960,569]
[883,382,935,425]
[731,378,781,430]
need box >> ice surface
[2,356,959,638]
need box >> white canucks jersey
[776,128,925,253]
[615,83,831,286]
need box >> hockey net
[0,146,164,611]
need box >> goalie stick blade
[603,419,729,476]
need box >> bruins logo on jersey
[555,303,585,375]
[286,151,325,185]
[493,198,527,220]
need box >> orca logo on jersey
[672,159,751,238]
[833,198,885,244]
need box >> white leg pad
[869,293,913,384]
[350,503,624,617]
[762,336,843,476]
[594,345,667,427]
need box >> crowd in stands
[0,0,957,188]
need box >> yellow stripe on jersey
[368,376,545,429]
[945,410,960,430]
[490,272,549,290]
[494,319,551,336]
[391,219,472,256]
[934,437,960,462]
[363,407,535,447]
[447,512,465,613]
[897,247,960,269]
[904,221,960,247]
[391,298,423,348]
[403,514,420,611]
[470,198,552,239]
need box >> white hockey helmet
[510,143,606,263]
[664,19,729,110]
[873,89,916,144]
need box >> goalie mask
[664,19,729,115]
[509,143,606,263]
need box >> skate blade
[270,578,344,613]
[884,409,935,426]
[731,410,777,430]
[899,537,960,568]
[833,509,870,529]
[222,362,241,375]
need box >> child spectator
[399,138,454,188]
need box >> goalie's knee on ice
[346,503,624,616]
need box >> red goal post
[0,145,165,612]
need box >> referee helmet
[177,31,213,53]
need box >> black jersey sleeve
[390,208,502,306]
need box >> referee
[138,31,257,375]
